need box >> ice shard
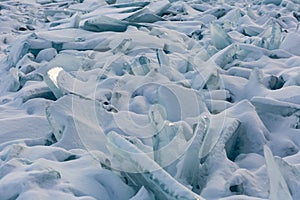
[35,48,57,63]
[251,97,300,117]
[274,157,300,199]
[43,67,64,98]
[7,67,20,92]
[156,83,206,122]
[124,8,165,23]
[263,0,282,5]
[209,22,232,50]
[264,145,292,200]
[46,94,111,151]
[210,43,239,69]
[129,186,155,200]
[44,67,96,99]
[7,33,35,68]
[17,82,56,103]
[106,131,204,200]
[82,15,142,32]
[280,32,300,56]
[152,120,194,169]
[131,56,151,76]
[268,21,282,50]
[198,115,241,162]
[176,115,210,191]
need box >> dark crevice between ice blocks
[22,90,57,103]
[229,184,244,195]
[63,155,78,162]
[45,133,58,146]
[268,75,285,90]
[225,123,242,162]
[7,194,19,200]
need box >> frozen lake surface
[0,0,300,199]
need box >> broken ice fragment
[111,38,132,54]
[129,186,155,200]
[176,115,210,190]
[280,32,300,56]
[147,0,171,16]
[156,48,169,67]
[251,97,300,117]
[264,145,292,200]
[82,15,141,32]
[274,157,300,199]
[8,67,20,92]
[47,53,95,72]
[149,104,167,129]
[17,82,56,103]
[191,59,220,90]
[44,67,96,99]
[209,22,232,50]
[156,49,186,82]
[35,48,57,63]
[157,84,206,122]
[46,94,110,151]
[152,120,193,168]
[44,67,64,98]
[106,131,204,200]
[210,43,238,69]
[125,8,165,23]
[7,33,35,67]
[268,22,281,50]
[263,0,282,5]
[131,56,151,76]
[199,115,240,162]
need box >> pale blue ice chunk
[124,8,165,23]
[157,83,206,122]
[131,56,151,76]
[106,131,204,200]
[198,114,240,161]
[209,22,232,50]
[35,48,57,63]
[46,94,111,152]
[280,32,300,56]
[16,81,55,103]
[152,120,193,168]
[275,157,300,200]
[264,145,292,200]
[7,33,35,67]
[251,96,300,117]
[44,67,98,99]
[268,22,281,50]
[129,186,155,200]
[82,15,141,32]
[263,0,282,5]
[176,115,209,190]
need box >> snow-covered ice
[1,0,300,199]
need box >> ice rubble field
[1,0,300,199]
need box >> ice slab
[209,22,232,50]
[107,131,204,200]
[280,32,300,56]
[82,15,142,32]
[46,94,111,151]
[264,145,292,200]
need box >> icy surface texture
[0,0,300,199]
